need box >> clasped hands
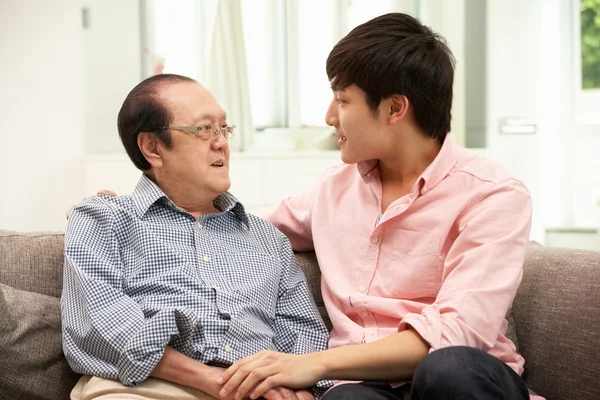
[217,351,323,400]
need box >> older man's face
[156,82,231,197]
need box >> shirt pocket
[379,228,441,299]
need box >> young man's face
[325,83,390,164]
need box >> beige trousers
[70,375,219,400]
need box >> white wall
[0,0,86,232]
[82,0,142,154]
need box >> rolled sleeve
[117,309,197,385]
[398,179,532,352]
[61,199,172,386]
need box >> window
[241,0,287,128]
[574,0,600,125]
[580,0,600,89]
[295,0,337,127]
[242,0,339,129]
[253,0,417,129]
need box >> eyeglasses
[158,125,236,140]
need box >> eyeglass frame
[153,125,236,140]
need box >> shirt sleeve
[61,198,176,386]
[272,235,333,399]
[398,179,532,353]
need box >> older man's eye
[201,125,213,132]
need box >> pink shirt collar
[356,133,460,196]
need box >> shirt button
[371,237,379,244]
[196,221,202,229]
[203,256,210,263]
[361,310,369,317]
[224,344,231,352]
[359,285,366,293]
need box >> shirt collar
[418,133,460,194]
[213,191,249,225]
[132,174,248,224]
[356,133,460,195]
[132,174,167,216]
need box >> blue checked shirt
[61,175,331,397]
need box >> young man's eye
[336,98,345,104]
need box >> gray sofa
[1,230,600,400]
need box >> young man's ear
[138,132,164,168]
[388,94,410,124]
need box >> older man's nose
[212,133,228,150]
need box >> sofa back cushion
[295,251,332,330]
[0,230,65,298]
[513,243,600,400]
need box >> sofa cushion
[295,251,332,330]
[0,283,79,400]
[0,230,65,298]
[505,308,519,351]
[514,243,600,400]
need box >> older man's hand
[65,189,118,220]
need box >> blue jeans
[321,346,530,400]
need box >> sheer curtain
[205,0,254,151]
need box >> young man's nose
[325,101,339,127]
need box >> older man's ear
[65,189,118,220]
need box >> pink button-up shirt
[261,135,534,380]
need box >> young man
[62,74,330,400]
[217,13,536,400]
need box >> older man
[61,74,329,400]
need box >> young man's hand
[217,351,323,400]
[66,189,117,220]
